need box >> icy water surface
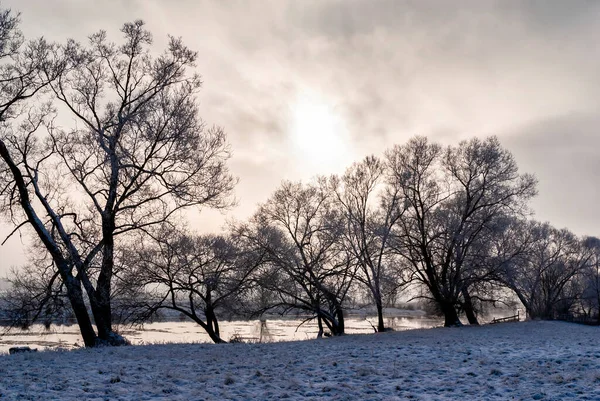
[0,314,440,353]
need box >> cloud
[1,0,600,272]
[503,112,600,236]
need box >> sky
[1,0,600,274]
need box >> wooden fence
[556,313,600,326]
[490,311,520,324]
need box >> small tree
[498,221,590,320]
[242,179,356,337]
[1,247,72,330]
[119,227,261,344]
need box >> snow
[0,321,598,400]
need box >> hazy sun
[289,91,350,173]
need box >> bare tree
[242,179,356,337]
[331,155,407,332]
[578,236,600,322]
[0,8,56,122]
[454,216,525,321]
[0,17,235,346]
[498,221,590,320]
[0,7,97,342]
[0,248,72,330]
[386,136,536,326]
[118,227,261,344]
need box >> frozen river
[0,314,441,353]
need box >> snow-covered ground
[1,321,598,400]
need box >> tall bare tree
[0,17,235,346]
[331,155,407,332]
[386,136,536,326]
[242,179,356,337]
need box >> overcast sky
[1,0,600,274]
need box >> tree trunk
[212,314,220,339]
[316,315,324,339]
[461,288,479,325]
[334,306,345,335]
[89,272,127,345]
[320,309,345,336]
[91,287,114,343]
[440,301,462,327]
[88,215,128,346]
[205,306,225,344]
[205,326,226,344]
[375,298,385,332]
[525,306,534,320]
[63,275,98,347]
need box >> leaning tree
[0,15,235,346]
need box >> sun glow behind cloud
[288,90,353,175]
[1,0,600,275]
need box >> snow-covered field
[1,321,598,400]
